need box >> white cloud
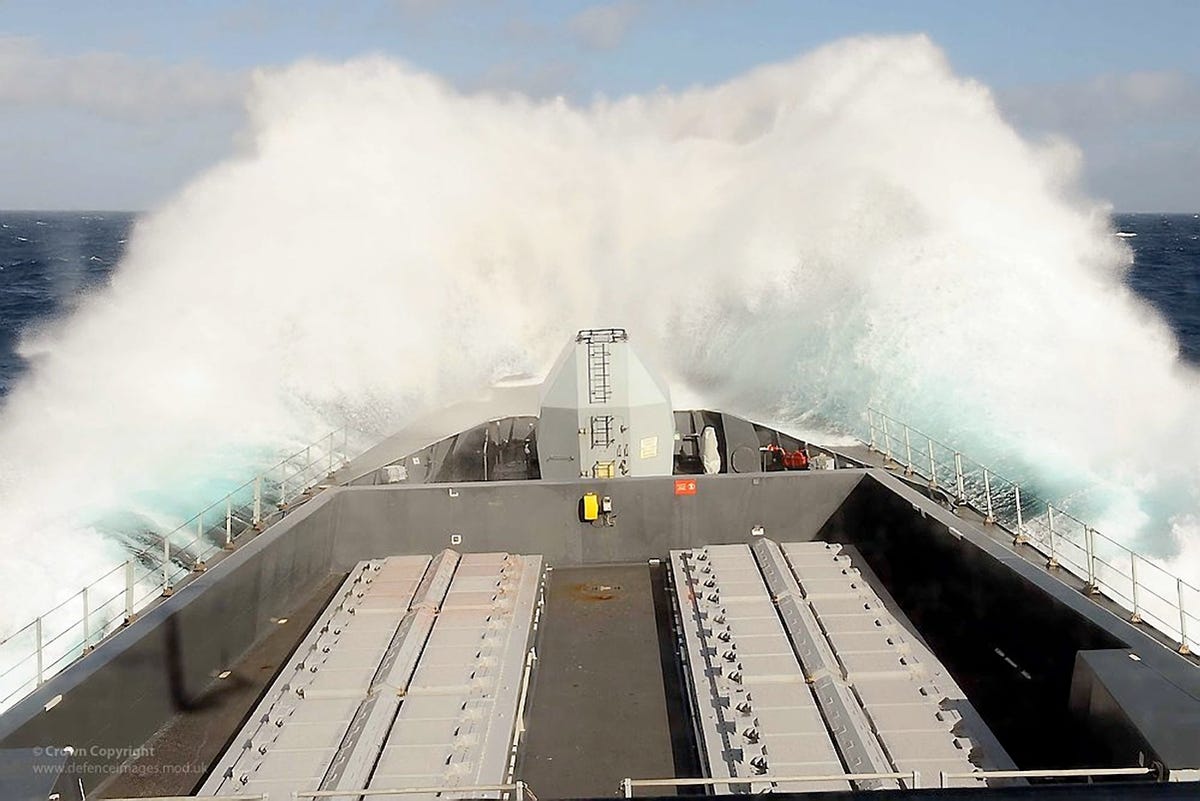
[568,1,644,51]
[0,37,247,208]
[1000,70,1200,131]
[0,36,247,122]
[998,70,1200,210]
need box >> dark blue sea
[1,211,1199,399]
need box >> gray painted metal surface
[201,551,541,801]
[671,540,984,794]
[367,552,542,799]
[671,544,849,793]
[322,550,460,791]
[341,385,540,486]
[750,538,900,790]
[6,459,1200,795]
[538,330,674,480]
[201,556,433,799]
[329,471,864,570]
[778,541,980,787]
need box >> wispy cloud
[471,58,580,98]
[1000,70,1200,131]
[0,36,246,122]
[998,70,1200,210]
[568,1,644,51]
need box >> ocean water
[3,212,1198,398]
[0,212,132,397]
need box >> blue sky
[1,0,1198,210]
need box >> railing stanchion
[868,408,877,451]
[954,451,965,503]
[1046,505,1058,568]
[81,587,90,650]
[927,440,937,487]
[0,426,357,711]
[621,778,633,799]
[1013,485,1026,544]
[1085,527,1098,593]
[882,414,891,462]
[911,771,921,790]
[35,617,43,686]
[904,426,913,474]
[516,780,526,801]
[1179,578,1191,655]
[1130,553,1142,623]
[983,469,995,523]
[124,560,135,623]
[161,536,173,597]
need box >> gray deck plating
[519,564,679,798]
[201,551,541,801]
[670,540,988,794]
[671,545,849,793]
[779,541,980,786]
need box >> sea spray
[0,34,1196,633]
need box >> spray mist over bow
[1,34,1197,628]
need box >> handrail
[938,766,1155,786]
[866,408,1198,657]
[107,795,268,801]
[620,772,920,796]
[294,781,530,799]
[0,426,356,712]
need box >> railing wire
[0,427,354,712]
[866,408,1197,657]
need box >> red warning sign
[674,479,697,496]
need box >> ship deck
[7,466,1194,800]
[519,563,689,797]
[91,539,1018,800]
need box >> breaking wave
[1,34,1197,630]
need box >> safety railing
[0,428,354,713]
[867,408,1198,656]
[294,781,533,800]
[108,795,268,801]
[938,766,1156,787]
[620,772,921,796]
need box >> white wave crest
[1,34,1197,631]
